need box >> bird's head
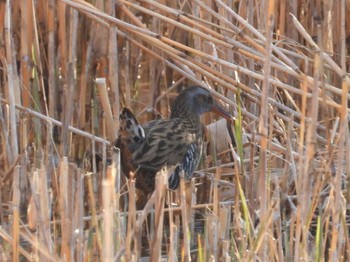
[171,86,233,121]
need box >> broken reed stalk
[48,0,56,118]
[27,168,54,261]
[19,0,31,110]
[59,157,72,261]
[114,191,157,260]
[167,189,178,262]
[150,168,167,261]
[102,176,114,261]
[125,173,136,260]
[74,168,85,262]
[12,166,20,262]
[213,161,221,217]
[86,172,103,259]
[219,206,231,260]
[180,171,190,261]
[39,164,52,258]
[4,0,19,162]
[96,78,117,141]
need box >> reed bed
[0,0,349,261]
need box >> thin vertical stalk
[167,189,177,262]
[125,174,136,260]
[74,170,84,262]
[86,172,103,259]
[103,175,114,261]
[180,171,190,261]
[107,0,120,128]
[150,168,167,261]
[60,7,78,156]
[57,0,67,76]
[12,165,20,262]
[0,99,13,166]
[32,0,48,115]
[4,0,19,161]
[258,0,274,225]
[257,0,274,259]
[48,0,56,118]
[59,157,72,261]
[19,0,31,109]
[213,161,220,217]
[96,78,117,140]
[39,163,52,255]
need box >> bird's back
[115,108,204,192]
[132,117,202,173]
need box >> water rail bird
[114,86,233,194]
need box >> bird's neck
[170,97,203,133]
[171,108,202,134]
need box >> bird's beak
[212,104,234,122]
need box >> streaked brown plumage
[114,86,233,194]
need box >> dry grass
[0,0,349,261]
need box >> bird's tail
[113,108,145,177]
[118,107,145,144]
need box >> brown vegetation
[0,0,349,261]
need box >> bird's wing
[132,118,196,171]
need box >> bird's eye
[207,96,213,103]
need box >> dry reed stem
[167,188,177,262]
[59,157,72,260]
[74,169,84,262]
[179,172,190,261]
[150,168,167,261]
[62,0,348,154]
[0,0,349,260]
[0,97,109,145]
[19,0,31,109]
[290,13,344,78]
[96,78,117,141]
[28,169,52,261]
[206,214,218,261]
[68,0,347,106]
[32,0,48,116]
[221,240,231,261]
[11,165,20,262]
[102,177,114,261]
[48,0,56,118]
[86,173,103,259]
[126,174,136,260]
[213,161,221,217]
[0,228,31,260]
[39,164,52,257]
[4,0,19,162]
[114,191,156,260]
[137,0,348,103]
[65,9,77,153]
[257,5,274,252]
